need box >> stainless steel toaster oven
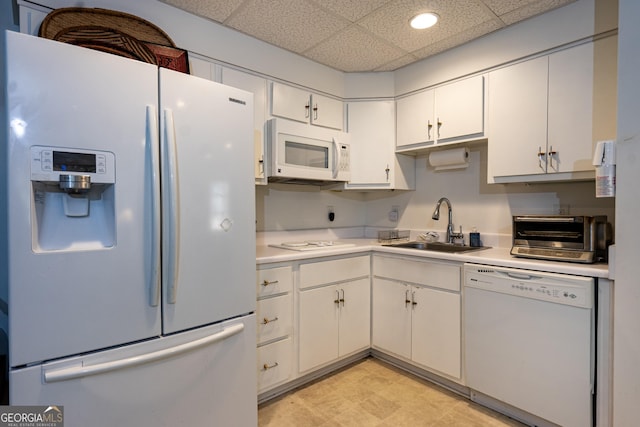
[511,215,612,263]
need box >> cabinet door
[371,278,411,359]
[548,43,594,174]
[411,286,461,379]
[298,286,339,372]
[221,67,268,183]
[188,56,216,81]
[338,278,371,356]
[435,75,484,141]
[396,89,435,148]
[271,82,310,123]
[487,56,549,179]
[346,101,396,186]
[311,93,343,130]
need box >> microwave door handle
[332,137,340,179]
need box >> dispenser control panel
[30,146,115,184]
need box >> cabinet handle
[548,146,557,170]
[313,103,318,120]
[262,362,279,371]
[405,289,411,307]
[411,291,417,307]
[385,165,390,181]
[437,118,442,138]
[262,279,279,287]
[261,316,279,325]
[334,289,340,305]
[305,102,310,119]
[339,289,345,307]
[537,146,546,171]
[427,120,433,140]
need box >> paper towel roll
[428,147,469,171]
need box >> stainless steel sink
[384,241,489,253]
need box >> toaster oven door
[513,216,588,250]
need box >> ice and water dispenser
[30,146,116,251]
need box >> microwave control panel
[338,144,350,172]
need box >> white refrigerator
[2,31,257,426]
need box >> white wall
[613,0,640,424]
[255,184,366,231]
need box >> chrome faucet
[431,197,464,244]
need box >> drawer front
[257,338,293,393]
[373,256,460,292]
[299,255,369,289]
[256,294,292,345]
[257,265,293,298]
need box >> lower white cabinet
[256,264,293,394]
[372,255,461,380]
[257,337,293,392]
[257,294,292,345]
[256,253,463,396]
[298,277,370,372]
[298,255,371,373]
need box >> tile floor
[258,357,526,427]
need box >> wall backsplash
[255,144,616,242]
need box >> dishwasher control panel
[464,263,594,308]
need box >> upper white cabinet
[271,82,343,130]
[344,100,415,190]
[396,75,485,151]
[488,38,617,183]
[221,67,268,185]
[396,89,435,147]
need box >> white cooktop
[269,241,357,251]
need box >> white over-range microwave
[266,118,350,184]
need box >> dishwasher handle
[498,271,541,281]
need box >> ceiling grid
[159,0,577,72]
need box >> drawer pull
[263,362,279,371]
[262,279,279,287]
[261,316,279,325]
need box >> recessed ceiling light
[410,12,439,30]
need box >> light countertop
[256,239,610,279]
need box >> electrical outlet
[389,206,399,222]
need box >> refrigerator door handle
[147,105,161,307]
[43,323,245,383]
[163,108,180,304]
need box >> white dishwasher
[463,263,594,427]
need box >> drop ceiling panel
[225,0,351,53]
[412,19,504,60]
[357,0,499,53]
[498,0,577,25]
[161,0,246,22]
[159,0,578,72]
[310,0,393,22]
[305,25,407,72]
